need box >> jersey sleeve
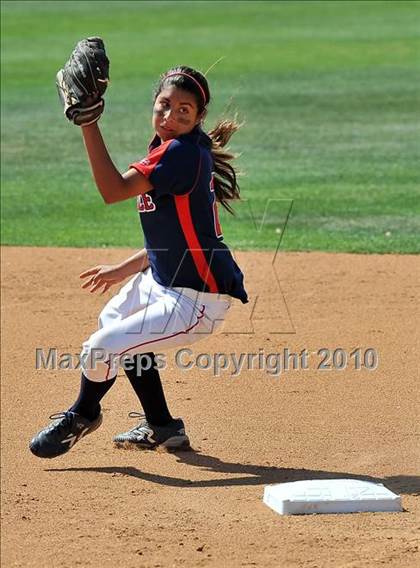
[130,139,201,197]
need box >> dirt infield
[1,246,419,568]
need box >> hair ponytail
[207,118,242,215]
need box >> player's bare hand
[80,264,126,294]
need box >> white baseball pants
[80,267,232,381]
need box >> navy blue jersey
[130,126,248,304]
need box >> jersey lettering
[210,173,223,238]
[137,193,156,213]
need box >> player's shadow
[47,450,420,496]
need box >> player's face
[153,86,203,141]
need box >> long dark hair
[153,65,242,215]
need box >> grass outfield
[1,0,419,253]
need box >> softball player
[30,65,248,458]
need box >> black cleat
[113,412,190,451]
[29,411,103,458]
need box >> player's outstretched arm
[81,123,153,204]
[80,249,150,294]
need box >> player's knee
[80,330,119,382]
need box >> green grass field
[1,0,419,252]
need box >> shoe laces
[126,411,151,434]
[128,411,145,420]
[44,411,71,433]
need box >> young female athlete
[30,65,248,458]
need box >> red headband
[164,71,207,106]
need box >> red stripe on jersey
[129,139,174,178]
[174,194,219,293]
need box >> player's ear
[197,108,207,126]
